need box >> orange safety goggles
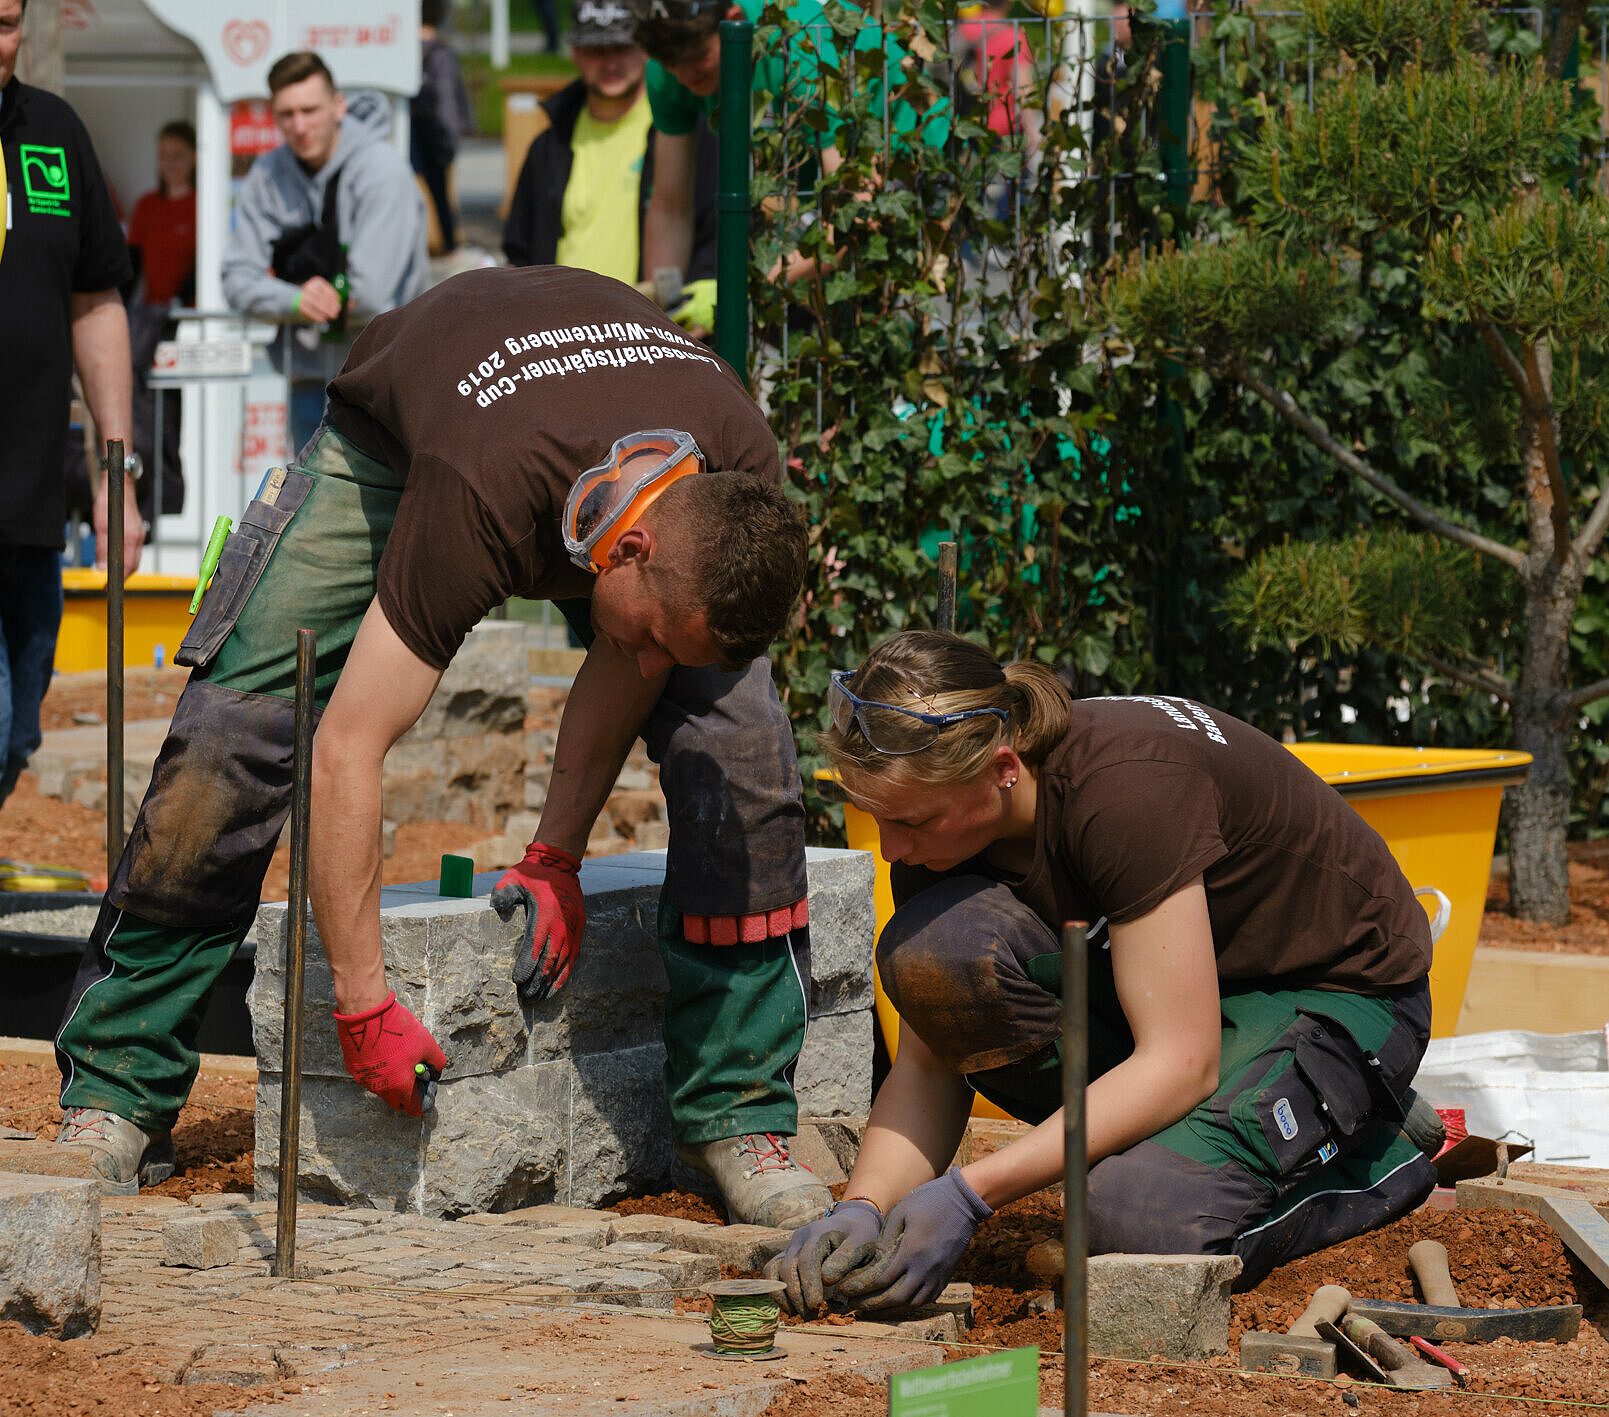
[562,429,705,573]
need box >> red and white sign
[230,100,281,161]
[302,17,404,51]
[143,1,421,103]
[150,340,255,382]
[239,397,289,477]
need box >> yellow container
[830,740,1531,1115]
[56,569,199,674]
[1284,743,1531,1038]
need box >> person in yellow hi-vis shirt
[0,0,142,814]
[502,0,719,338]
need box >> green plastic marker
[190,515,233,614]
[439,853,474,898]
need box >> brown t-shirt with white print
[325,264,780,669]
[894,696,1431,993]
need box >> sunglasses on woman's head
[827,669,1009,755]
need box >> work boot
[57,1107,176,1196]
[1398,1089,1446,1159]
[675,1133,831,1230]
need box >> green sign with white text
[888,1346,1040,1417]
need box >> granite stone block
[250,847,876,1213]
[0,1173,100,1337]
[795,1011,873,1118]
[163,1214,242,1270]
[1086,1253,1242,1360]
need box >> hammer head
[1239,1331,1338,1379]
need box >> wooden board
[1507,1162,1609,1207]
[1455,948,1609,1035]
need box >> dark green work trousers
[56,425,808,1144]
[878,876,1437,1289]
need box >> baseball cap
[571,0,638,45]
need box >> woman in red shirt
[127,119,196,526]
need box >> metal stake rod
[1062,921,1089,1417]
[714,19,755,376]
[105,439,126,875]
[272,627,316,1278]
[937,540,958,632]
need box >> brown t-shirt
[894,696,1431,993]
[325,265,780,669]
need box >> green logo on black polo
[20,145,70,216]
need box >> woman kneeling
[769,631,1441,1314]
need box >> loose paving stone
[0,1172,100,1337]
[859,1309,966,1343]
[179,1341,286,1386]
[1086,1251,1242,1360]
[163,1213,244,1269]
[0,1136,100,1181]
[630,1248,720,1287]
[673,1221,792,1270]
[607,1213,704,1245]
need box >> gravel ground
[0,905,102,937]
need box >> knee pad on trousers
[877,875,1064,1075]
[110,678,304,928]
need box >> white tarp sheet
[1414,1028,1609,1168]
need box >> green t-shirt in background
[645,0,949,152]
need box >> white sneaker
[57,1107,175,1196]
[675,1132,831,1229]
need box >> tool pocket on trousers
[1245,1018,1374,1176]
[176,469,313,669]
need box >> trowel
[1318,1315,1455,1389]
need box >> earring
[1004,776,1017,789]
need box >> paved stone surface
[1086,1252,1243,1360]
[0,1172,100,1337]
[74,1194,952,1417]
[249,848,875,1215]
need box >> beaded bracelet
[834,1194,884,1219]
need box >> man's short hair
[648,471,806,666]
[421,0,449,25]
[267,51,336,97]
[628,0,726,67]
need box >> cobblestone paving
[93,1194,971,1416]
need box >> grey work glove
[834,1168,993,1311]
[763,1198,884,1314]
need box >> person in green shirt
[630,0,947,300]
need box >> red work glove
[333,992,448,1119]
[491,841,585,1003]
[683,897,808,946]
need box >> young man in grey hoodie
[223,51,429,453]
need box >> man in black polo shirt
[0,0,143,811]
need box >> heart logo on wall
[222,19,272,67]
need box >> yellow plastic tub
[1285,743,1531,1038]
[830,740,1531,1109]
[56,569,199,673]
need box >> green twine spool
[704,1279,786,1358]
